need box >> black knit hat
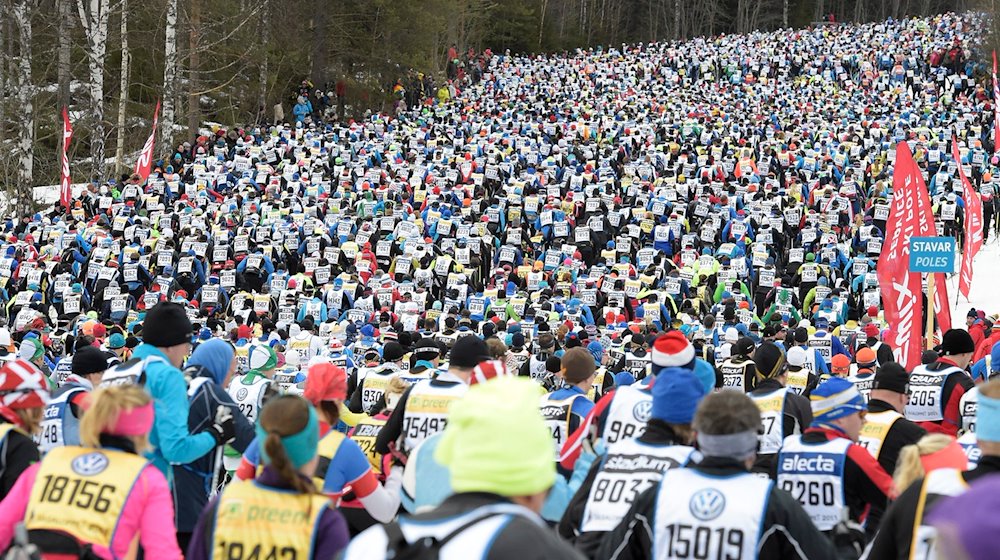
[734,337,755,356]
[142,302,193,347]
[940,329,975,356]
[72,346,109,376]
[449,335,490,369]
[382,341,405,362]
[753,342,787,379]
[873,362,909,394]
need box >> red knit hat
[303,363,347,403]
[0,359,49,411]
[863,323,880,339]
[651,332,695,369]
[469,360,511,386]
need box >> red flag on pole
[60,107,73,210]
[956,136,984,299]
[933,273,951,334]
[993,51,1000,155]
[877,142,934,370]
[134,100,161,182]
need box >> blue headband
[977,393,1000,443]
[255,404,319,469]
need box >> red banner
[934,273,951,333]
[60,107,73,210]
[877,142,934,370]
[994,51,999,155]
[134,99,161,182]
[956,136,984,299]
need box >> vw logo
[689,488,726,521]
[236,387,249,401]
[71,452,109,476]
[633,401,652,423]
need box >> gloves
[207,405,236,445]
[830,516,866,559]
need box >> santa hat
[651,332,695,370]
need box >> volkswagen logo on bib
[71,452,110,476]
[237,387,248,401]
[689,488,726,521]
[633,401,652,423]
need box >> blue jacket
[132,343,216,478]
[173,365,255,531]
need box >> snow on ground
[948,236,1000,320]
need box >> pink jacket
[0,462,182,559]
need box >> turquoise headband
[977,393,1000,443]
[255,404,319,469]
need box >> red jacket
[974,329,1000,362]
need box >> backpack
[98,355,167,388]
[383,512,507,559]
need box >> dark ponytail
[259,395,319,495]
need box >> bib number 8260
[781,479,835,506]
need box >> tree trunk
[783,0,789,27]
[187,0,201,137]
[114,0,129,174]
[674,0,681,39]
[160,0,178,155]
[13,0,32,203]
[77,0,110,180]
[310,0,328,84]
[58,0,72,112]
[538,0,547,49]
[257,0,268,125]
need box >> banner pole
[926,272,936,350]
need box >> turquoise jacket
[132,343,215,479]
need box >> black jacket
[863,399,926,537]
[356,492,583,560]
[558,421,689,558]
[750,378,812,478]
[0,422,38,500]
[597,457,840,560]
[868,455,1000,560]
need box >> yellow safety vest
[212,480,328,560]
[859,410,902,460]
[25,446,147,548]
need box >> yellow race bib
[212,480,328,560]
[26,446,147,548]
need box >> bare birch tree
[77,0,111,178]
[13,0,34,208]
[160,0,178,156]
[114,0,128,173]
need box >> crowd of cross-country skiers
[1,9,1000,560]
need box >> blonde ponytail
[893,433,956,493]
[78,385,152,452]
